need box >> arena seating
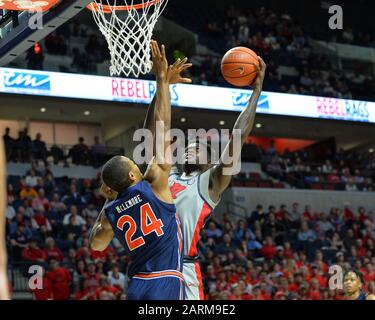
[5,156,375,299]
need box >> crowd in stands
[257,142,375,192]
[4,157,375,299]
[26,18,110,74]
[2,127,112,167]
[22,5,375,102]
[188,6,375,101]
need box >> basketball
[221,47,260,87]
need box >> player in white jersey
[144,52,266,300]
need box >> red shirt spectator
[303,205,315,221]
[84,263,101,292]
[22,241,47,262]
[90,246,117,261]
[260,237,277,260]
[95,277,119,299]
[288,282,299,292]
[344,207,354,220]
[43,237,64,262]
[31,206,52,231]
[46,260,72,300]
[31,275,53,300]
[308,289,321,300]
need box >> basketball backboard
[0,0,93,66]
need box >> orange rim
[87,0,161,13]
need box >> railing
[8,262,30,292]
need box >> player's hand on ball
[150,40,168,80]
[167,57,192,84]
[253,56,266,92]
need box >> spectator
[46,259,72,300]
[6,198,16,221]
[3,127,15,161]
[260,237,277,260]
[32,189,50,210]
[44,237,64,262]
[31,206,52,232]
[290,202,301,221]
[298,221,317,242]
[107,263,127,292]
[22,239,48,264]
[63,205,86,227]
[206,221,223,239]
[50,193,67,213]
[62,185,86,208]
[69,137,89,165]
[10,224,31,260]
[95,275,119,299]
[32,133,48,163]
[26,43,44,70]
[215,234,236,255]
[30,266,53,300]
[346,177,358,191]
[50,144,65,164]
[15,129,32,162]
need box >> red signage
[0,0,61,11]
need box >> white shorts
[183,261,204,300]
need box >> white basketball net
[89,0,168,77]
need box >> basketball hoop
[88,0,168,77]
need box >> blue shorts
[127,276,185,300]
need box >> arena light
[180,117,186,123]
[84,110,91,116]
[255,123,262,128]
[369,148,374,153]
[219,120,225,126]
[40,107,46,113]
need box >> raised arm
[144,41,191,201]
[209,57,267,202]
[143,47,192,147]
[150,40,171,171]
[0,138,9,299]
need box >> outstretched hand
[167,57,192,84]
[150,40,168,80]
[253,56,266,92]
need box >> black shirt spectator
[69,137,89,165]
[3,127,15,161]
[32,133,48,163]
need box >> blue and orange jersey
[104,180,183,279]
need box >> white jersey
[168,167,219,258]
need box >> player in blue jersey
[89,41,191,300]
[343,269,375,300]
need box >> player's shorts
[183,261,204,300]
[127,270,185,300]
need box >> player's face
[344,272,362,294]
[183,142,212,174]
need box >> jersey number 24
[117,203,164,251]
